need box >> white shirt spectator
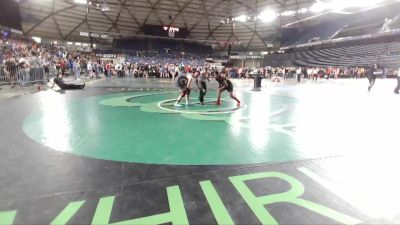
[115,63,121,71]
[19,57,30,71]
[87,62,93,71]
[307,68,312,76]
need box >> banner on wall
[96,53,117,58]
[246,55,263,59]
[229,55,263,60]
[209,63,222,68]
[230,55,241,59]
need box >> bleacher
[113,38,212,55]
[282,21,345,46]
[125,51,206,66]
[333,18,384,39]
[264,40,400,68]
[281,5,400,48]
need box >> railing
[329,28,343,40]
[0,66,58,87]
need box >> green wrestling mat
[23,89,349,165]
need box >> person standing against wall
[395,67,400,94]
[73,57,81,80]
[18,54,30,86]
[296,67,302,83]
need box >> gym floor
[0,78,399,225]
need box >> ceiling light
[79,32,89,37]
[101,0,110,12]
[281,10,295,16]
[31,36,41,43]
[310,1,328,13]
[74,0,87,4]
[234,15,247,22]
[299,8,309,13]
[101,5,110,12]
[259,9,277,22]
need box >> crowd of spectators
[258,65,396,80]
[2,36,398,88]
[0,37,123,85]
[221,65,397,80]
[0,37,65,86]
[0,37,212,84]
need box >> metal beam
[189,0,229,31]
[233,0,256,14]
[65,19,86,40]
[53,16,66,40]
[142,0,164,26]
[198,0,215,43]
[101,11,120,33]
[230,0,248,51]
[52,0,65,40]
[25,5,77,35]
[116,0,143,33]
[240,22,269,49]
[221,32,234,51]
[106,0,126,32]
[168,0,195,26]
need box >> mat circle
[157,98,244,114]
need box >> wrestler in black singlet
[176,73,191,95]
[216,76,233,92]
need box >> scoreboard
[143,25,189,38]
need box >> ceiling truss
[20,0,314,51]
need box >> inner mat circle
[157,98,241,114]
[22,90,342,165]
